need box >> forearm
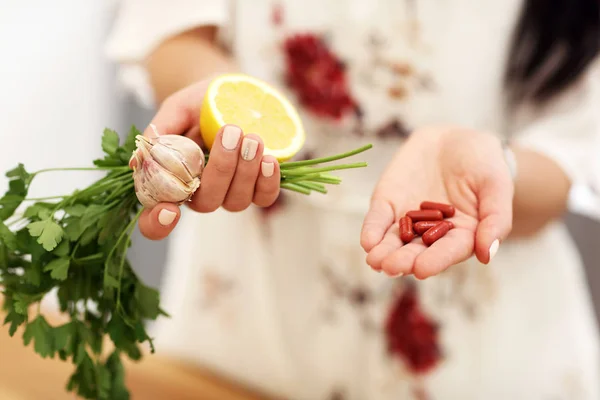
[145,26,237,103]
[509,146,571,237]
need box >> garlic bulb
[131,134,205,208]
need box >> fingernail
[222,125,241,150]
[488,239,500,262]
[261,161,274,177]
[158,209,177,226]
[241,137,259,161]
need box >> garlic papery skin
[132,134,204,208]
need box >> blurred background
[1,1,600,399]
[5,1,599,326]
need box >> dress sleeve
[104,0,230,108]
[511,61,600,217]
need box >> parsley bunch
[0,126,371,399]
[0,127,157,399]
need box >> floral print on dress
[282,33,357,120]
[385,283,441,375]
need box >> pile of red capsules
[399,201,455,246]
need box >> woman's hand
[360,126,514,279]
[136,80,281,240]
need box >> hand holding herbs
[0,126,371,399]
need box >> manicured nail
[261,161,274,177]
[241,137,259,161]
[488,239,500,262]
[222,125,241,150]
[158,209,177,226]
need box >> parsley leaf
[64,204,87,217]
[0,220,17,251]
[13,294,30,315]
[44,257,70,280]
[102,129,120,156]
[106,351,130,400]
[27,219,64,251]
[3,310,27,336]
[0,164,30,220]
[53,322,73,352]
[6,164,31,182]
[52,239,70,257]
[23,315,55,358]
[135,283,161,320]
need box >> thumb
[475,172,514,264]
[361,198,395,252]
[138,203,181,240]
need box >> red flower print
[385,284,441,375]
[282,33,357,120]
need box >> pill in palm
[414,220,454,235]
[399,216,416,243]
[419,201,455,218]
[406,209,443,221]
[422,221,453,246]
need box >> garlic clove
[154,135,205,178]
[140,157,195,204]
[150,142,194,183]
[133,172,160,208]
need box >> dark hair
[505,0,600,105]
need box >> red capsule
[422,221,453,246]
[406,209,443,222]
[399,216,415,243]
[413,220,452,235]
[420,201,456,218]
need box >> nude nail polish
[222,126,241,150]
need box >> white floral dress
[106,1,600,399]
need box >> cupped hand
[360,126,514,279]
[135,80,281,240]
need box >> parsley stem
[281,162,368,176]
[32,166,129,175]
[280,182,311,194]
[279,144,373,169]
[115,208,143,309]
[73,254,103,263]
[22,195,66,202]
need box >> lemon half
[199,74,306,162]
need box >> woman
[106,1,600,399]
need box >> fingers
[189,125,242,212]
[380,243,424,277]
[188,126,280,213]
[222,134,264,212]
[143,81,209,138]
[366,225,402,272]
[138,203,181,240]
[361,199,396,252]
[475,173,514,264]
[253,155,280,207]
[412,228,475,279]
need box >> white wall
[0,1,129,311]
[0,1,123,197]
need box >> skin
[136,81,281,241]
[138,28,573,278]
